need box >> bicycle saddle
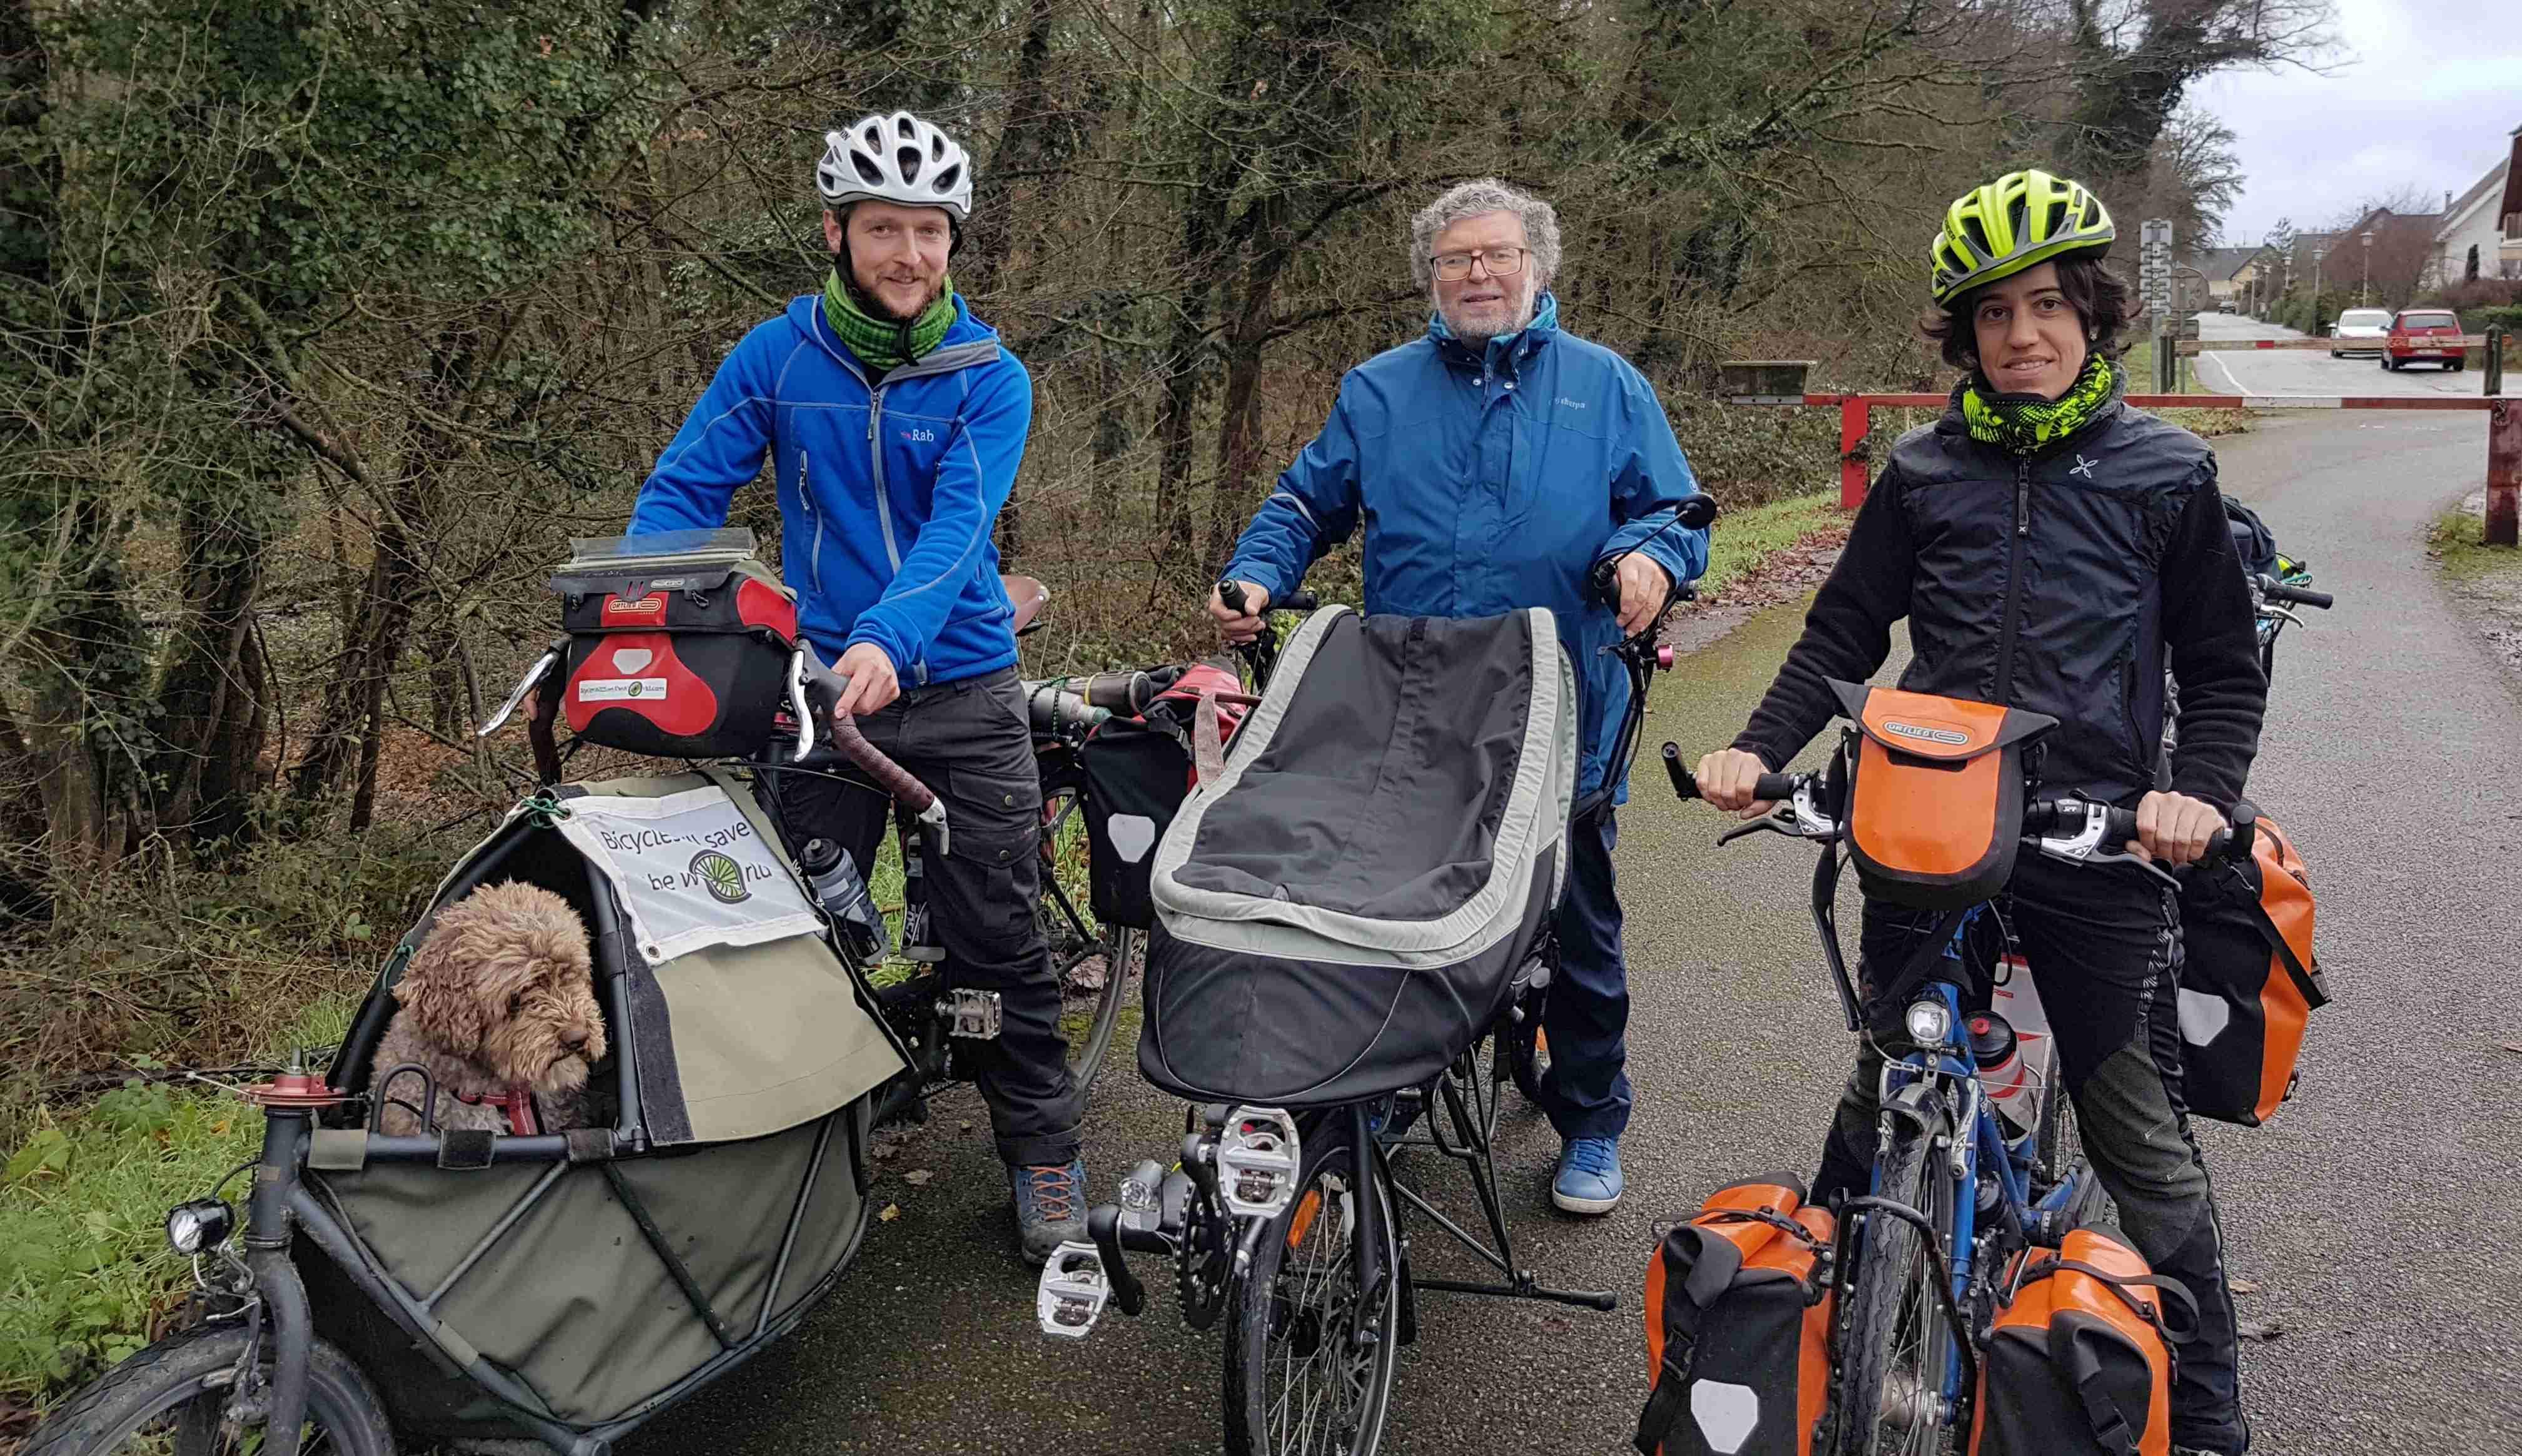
[1003,574,1050,635]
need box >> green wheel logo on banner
[689,849,751,905]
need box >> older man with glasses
[1207,178,1708,1215]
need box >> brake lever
[2032,802,2179,890]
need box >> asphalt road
[627,408,2522,1454]
[2190,310,2513,399]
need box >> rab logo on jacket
[899,427,936,443]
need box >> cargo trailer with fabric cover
[297,765,908,1451]
[1139,605,1576,1107]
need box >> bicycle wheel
[1834,1112,1960,1456]
[26,1322,395,1456]
[1061,924,1140,1093]
[1504,1013,1549,1105]
[2031,1081,2114,1235]
[1223,1121,1400,1456]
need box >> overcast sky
[2188,0,2519,246]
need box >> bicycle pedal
[1036,1242,1111,1339]
[1217,1106,1302,1218]
[936,988,1003,1039]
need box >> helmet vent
[897,146,924,183]
[934,163,962,193]
[853,153,883,185]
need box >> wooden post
[1840,398,1869,510]
[2488,400,2519,549]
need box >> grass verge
[1695,490,1846,602]
[2426,498,2522,704]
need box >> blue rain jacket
[630,293,1033,686]
[1223,295,1708,799]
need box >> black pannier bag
[1140,607,1576,1107]
[1969,1225,2195,1456]
[2175,806,2326,1126]
[1633,1175,1836,1456]
[2221,496,2280,580]
[1078,662,1245,929]
[549,531,801,761]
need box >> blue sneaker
[1551,1136,1624,1215]
[1011,1158,1087,1267]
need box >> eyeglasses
[1430,246,1529,282]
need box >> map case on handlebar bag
[2175,806,2326,1126]
[549,531,801,761]
[1830,680,2059,911]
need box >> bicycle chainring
[1176,1195,1233,1332]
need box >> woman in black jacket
[1696,169,2262,1455]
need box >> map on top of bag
[554,784,820,964]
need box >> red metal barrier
[1800,393,2516,529]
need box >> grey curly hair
[1408,179,1561,289]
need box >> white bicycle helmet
[816,111,973,220]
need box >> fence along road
[625,409,2522,1456]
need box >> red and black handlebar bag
[553,557,799,761]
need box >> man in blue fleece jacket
[1211,179,1708,1215]
[630,111,1085,1265]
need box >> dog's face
[395,882,607,1095]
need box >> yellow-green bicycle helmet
[1929,169,2115,306]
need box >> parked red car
[2384,308,2466,372]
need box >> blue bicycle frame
[1866,909,2096,1423]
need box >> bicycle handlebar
[1658,742,1793,802]
[1216,579,1319,617]
[2258,577,2332,610]
[794,652,939,819]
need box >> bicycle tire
[1504,1013,1548,1105]
[26,1321,395,1456]
[1063,925,1140,1094]
[1834,1112,1959,1456]
[1223,1121,1400,1456]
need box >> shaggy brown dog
[370,880,607,1137]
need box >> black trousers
[1811,854,2249,1454]
[771,666,1082,1169]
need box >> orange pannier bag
[1970,1226,2197,1456]
[1828,681,2059,911]
[1633,1176,1835,1456]
[2174,806,2327,1125]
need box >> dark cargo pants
[771,665,1083,1170]
[1536,807,1633,1142]
[1811,853,2249,1453]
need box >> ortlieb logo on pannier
[1634,1175,1835,1456]
[1970,1225,2197,1456]
[2175,805,2326,1126]
[1828,680,2059,911]
[550,544,801,761]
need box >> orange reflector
[1287,1189,1322,1249]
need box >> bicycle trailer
[301,766,908,1451]
[1139,606,1577,1106]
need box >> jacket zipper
[1994,458,2032,701]
[801,449,826,597]
[863,383,926,685]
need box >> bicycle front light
[1903,999,1953,1049]
[165,1198,235,1256]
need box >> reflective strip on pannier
[1634,1175,1835,1456]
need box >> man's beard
[836,249,941,321]
[1435,278,1536,343]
